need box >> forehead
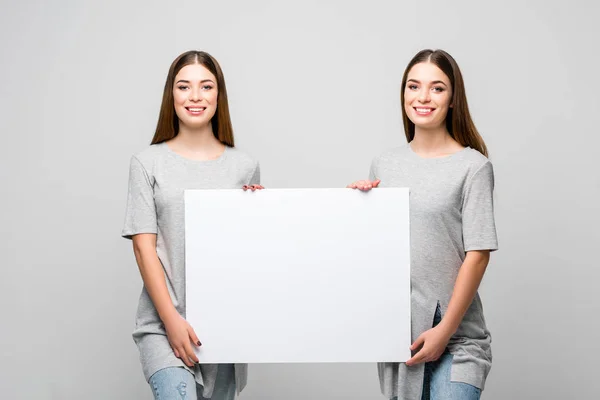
[407,62,450,84]
[174,63,216,82]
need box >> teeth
[416,108,432,113]
[188,108,204,112]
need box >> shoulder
[130,143,165,166]
[460,148,494,184]
[128,143,167,177]
[226,146,259,170]
[371,145,411,168]
[462,148,493,172]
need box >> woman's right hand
[162,312,201,367]
[346,179,381,191]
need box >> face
[404,62,452,131]
[173,63,218,129]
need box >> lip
[413,107,435,116]
[185,106,207,116]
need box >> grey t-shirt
[121,142,260,398]
[369,144,498,399]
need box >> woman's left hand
[405,325,453,366]
[242,184,264,191]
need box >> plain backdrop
[1,0,598,399]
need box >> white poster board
[184,188,410,363]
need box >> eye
[202,85,214,91]
[407,84,418,90]
[432,86,445,92]
[177,85,189,91]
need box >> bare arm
[406,250,491,366]
[132,233,200,367]
[437,250,490,336]
[132,234,178,320]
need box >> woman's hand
[405,324,453,366]
[346,179,380,191]
[162,312,201,367]
[243,184,264,191]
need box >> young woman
[348,49,498,400]
[122,50,262,400]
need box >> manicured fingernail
[197,341,202,346]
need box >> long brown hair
[400,49,488,157]
[151,50,234,146]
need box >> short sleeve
[462,161,498,252]
[121,156,157,240]
[248,162,261,185]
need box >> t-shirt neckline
[406,142,470,163]
[161,141,229,164]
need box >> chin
[415,122,445,131]
[184,119,211,129]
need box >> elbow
[466,250,490,269]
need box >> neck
[174,123,221,150]
[410,125,463,157]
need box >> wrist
[436,319,458,338]
[158,306,179,323]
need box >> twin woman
[122,49,498,400]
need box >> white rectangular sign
[185,188,410,363]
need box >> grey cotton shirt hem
[121,142,260,398]
[371,144,498,399]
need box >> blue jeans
[394,304,481,400]
[420,352,481,400]
[148,365,236,400]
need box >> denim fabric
[392,304,482,400]
[421,352,481,400]
[421,304,481,400]
[149,365,236,400]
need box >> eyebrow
[175,79,215,84]
[407,79,448,87]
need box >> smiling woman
[173,66,218,127]
[400,49,488,157]
[121,50,263,400]
[348,49,498,400]
[152,51,234,148]
[404,63,453,134]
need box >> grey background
[1,0,598,399]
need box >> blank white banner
[184,188,410,363]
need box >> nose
[189,87,201,102]
[418,88,430,103]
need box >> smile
[186,107,206,115]
[414,107,435,116]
